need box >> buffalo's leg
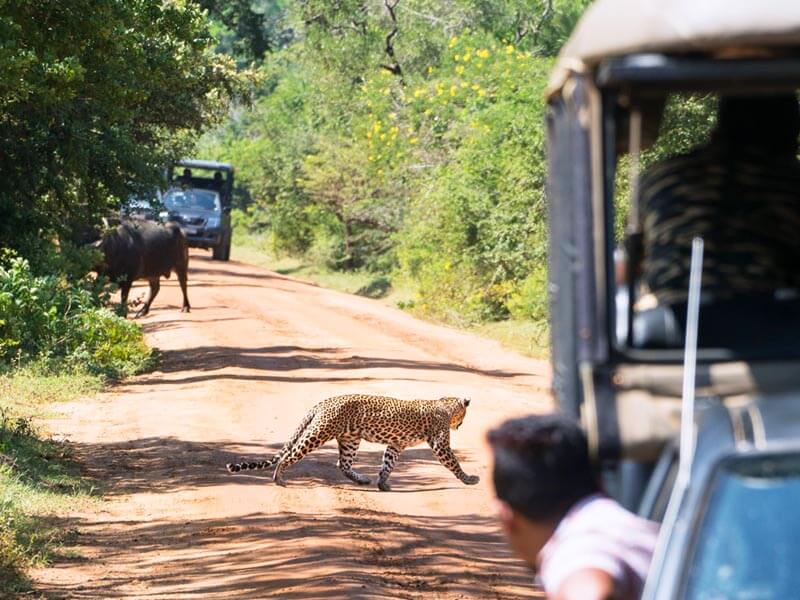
[119,280,132,318]
[177,267,190,313]
[136,278,160,318]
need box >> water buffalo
[95,220,190,318]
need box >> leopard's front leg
[427,431,479,485]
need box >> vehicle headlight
[206,216,220,228]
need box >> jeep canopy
[548,0,800,98]
[545,0,800,464]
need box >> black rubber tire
[212,242,224,260]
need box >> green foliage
[0,369,101,594]
[199,0,291,63]
[200,0,590,330]
[0,0,249,267]
[0,253,152,378]
[614,94,717,238]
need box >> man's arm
[551,568,617,600]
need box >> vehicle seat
[632,296,800,358]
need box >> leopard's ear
[462,397,471,407]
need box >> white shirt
[537,494,659,599]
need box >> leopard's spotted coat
[226,394,478,491]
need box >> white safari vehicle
[545,2,800,598]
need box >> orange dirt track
[33,250,551,599]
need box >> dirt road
[33,251,551,599]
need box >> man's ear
[494,499,515,530]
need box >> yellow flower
[476,48,490,59]
[462,52,472,62]
[516,52,527,60]
[409,137,419,145]
[448,36,458,48]
[373,121,382,132]
[427,66,434,74]
[471,83,480,91]
[366,131,373,139]
[423,109,432,115]
[460,81,468,88]
[455,65,465,74]
[390,126,399,136]
[478,89,486,97]
[476,62,483,69]
[449,85,457,96]
[505,44,515,54]
[413,88,425,98]
[380,133,386,140]
[368,155,374,161]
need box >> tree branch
[531,0,554,46]
[381,0,404,83]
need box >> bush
[0,253,152,378]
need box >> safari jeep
[165,160,235,261]
[545,1,800,597]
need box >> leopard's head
[441,397,471,430]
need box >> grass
[0,364,102,595]
[231,231,549,359]
[231,232,415,306]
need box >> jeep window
[684,453,800,599]
[163,188,221,212]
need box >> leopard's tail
[226,404,318,473]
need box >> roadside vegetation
[0,367,102,592]
[197,0,592,355]
[0,1,249,593]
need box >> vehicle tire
[212,242,224,260]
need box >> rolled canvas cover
[548,0,800,97]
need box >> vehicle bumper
[183,228,222,249]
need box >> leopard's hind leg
[377,445,402,491]
[336,437,370,485]
[272,427,330,486]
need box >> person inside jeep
[639,94,800,307]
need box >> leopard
[226,394,479,491]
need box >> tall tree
[0,0,248,262]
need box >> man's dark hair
[717,94,800,156]
[488,414,600,523]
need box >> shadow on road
[41,508,536,599]
[136,345,527,380]
[71,437,478,497]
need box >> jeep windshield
[684,453,800,599]
[163,188,220,212]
